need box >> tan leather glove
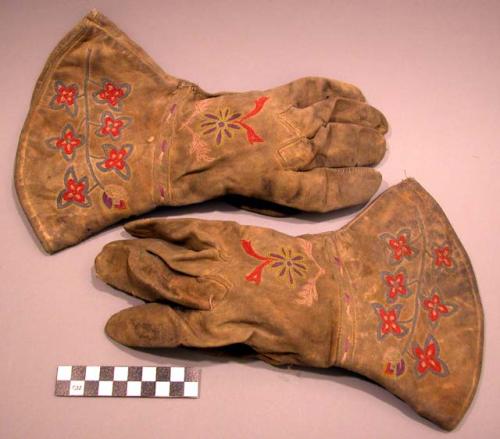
[95,179,483,431]
[15,10,387,254]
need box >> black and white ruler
[55,365,200,398]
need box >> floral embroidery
[49,80,79,116]
[102,184,128,210]
[382,269,412,302]
[434,246,453,268]
[96,111,131,139]
[241,240,274,285]
[269,248,307,285]
[48,51,133,210]
[389,235,413,261]
[385,358,406,377]
[56,167,90,208]
[93,78,131,110]
[202,96,269,146]
[380,229,417,264]
[46,124,84,161]
[96,144,133,179]
[423,290,455,325]
[375,226,458,380]
[372,304,408,339]
[413,335,448,377]
[241,239,326,305]
[241,240,306,285]
[295,240,325,306]
[202,109,241,145]
[236,96,269,143]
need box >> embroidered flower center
[389,235,413,260]
[56,85,77,105]
[102,116,124,137]
[63,178,86,203]
[435,246,452,267]
[414,340,443,374]
[55,129,81,155]
[384,272,407,299]
[268,248,306,285]
[201,110,241,145]
[104,148,128,170]
[423,294,450,322]
[379,309,403,335]
[99,83,126,107]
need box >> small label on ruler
[55,366,200,398]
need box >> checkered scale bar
[55,366,200,398]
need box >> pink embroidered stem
[181,101,214,162]
[295,239,325,306]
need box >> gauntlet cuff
[329,179,482,430]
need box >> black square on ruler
[141,382,155,397]
[83,381,99,396]
[71,366,86,380]
[156,367,170,381]
[112,381,127,397]
[185,368,200,382]
[169,382,185,397]
[99,366,114,381]
[128,367,142,381]
[55,380,70,396]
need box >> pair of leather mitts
[15,11,483,431]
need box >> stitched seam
[410,180,484,426]
[15,25,90,251]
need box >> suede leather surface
[15,10,387,253]
[95,179,483,431]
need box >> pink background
[1,0,499,437]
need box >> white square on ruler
[69,380,85,396]
[170,367,185,382]
[127,381,142,396]
[155,382,170,397]
[85,366,100,381]
[98,381,113,396]
[142,367,157,382]
[57,366,72,381]
[183,382,199,397]
[114,366,129,381]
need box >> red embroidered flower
[384,271,409,301]
[372,304,407,339]
[423,292,454,323]
[55,84,77,106]
[56,128,82,156]
[49,81,79,116]
[56,167,90,208]
[63,179,86,203]
[379,308,403,335]
[94,79,131,109]
[96,144,133,179]
[46,124,84,160]
[96,112,130,139]
[105,149,127,170]
[434,246,453,268]
[389,235,413,261]
[413,335,448,376]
